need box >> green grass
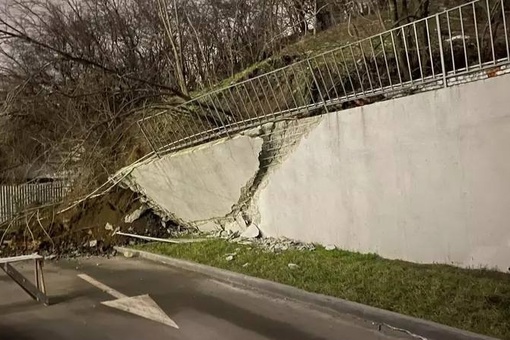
[137,240,510,339]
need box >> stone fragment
[123,250,135,258]
[241,224,260,239]
[124,205,148,224]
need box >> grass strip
[137,239,510,339]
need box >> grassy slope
[207,17,388,92]
[138,240,510,339]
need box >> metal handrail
[139,0,510,156]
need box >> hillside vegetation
[1,0,505,192]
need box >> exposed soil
[0,187,175,258]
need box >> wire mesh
[139,0,510,155]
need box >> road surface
[0,256,412,340]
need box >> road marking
[103,294,179,328]
[78,274,179,329]
[78,274,126,299]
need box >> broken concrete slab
[125,136,263,223]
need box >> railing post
[486,0,496,64]
[436,14,448,88]
[137,121,161,159]
[500,0,509,61]
[306,59,329,113]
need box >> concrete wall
[125,74,510,271]
[258,75,510,270]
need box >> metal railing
[0,181,68,225]
[139,0,510,155]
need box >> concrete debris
[105,223,114,231]
[89,240,98,247]
[325,245,336,251]
[241,224,260,239]
[214,229,241,240]
[201,229,316,253]
[256,237,315,253]
[225,255,235,261]
[124,205,148,224]
[288,263,299,269]
[122,250,135,258]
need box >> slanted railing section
[138,0,510,155]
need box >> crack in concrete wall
[118,116,322,233]
[227,117,323,231]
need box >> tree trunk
[157,0,188,97]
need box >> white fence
[0,181,68,225]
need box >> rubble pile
[200,225,317,253]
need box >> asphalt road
[0,256,412,340]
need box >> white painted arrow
[78,274,179,329]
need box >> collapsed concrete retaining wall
[122,135,262,229]
[123,74,510,271]
[121,118,321,231]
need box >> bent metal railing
[138,0,510,156]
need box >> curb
[115,246,498,340]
